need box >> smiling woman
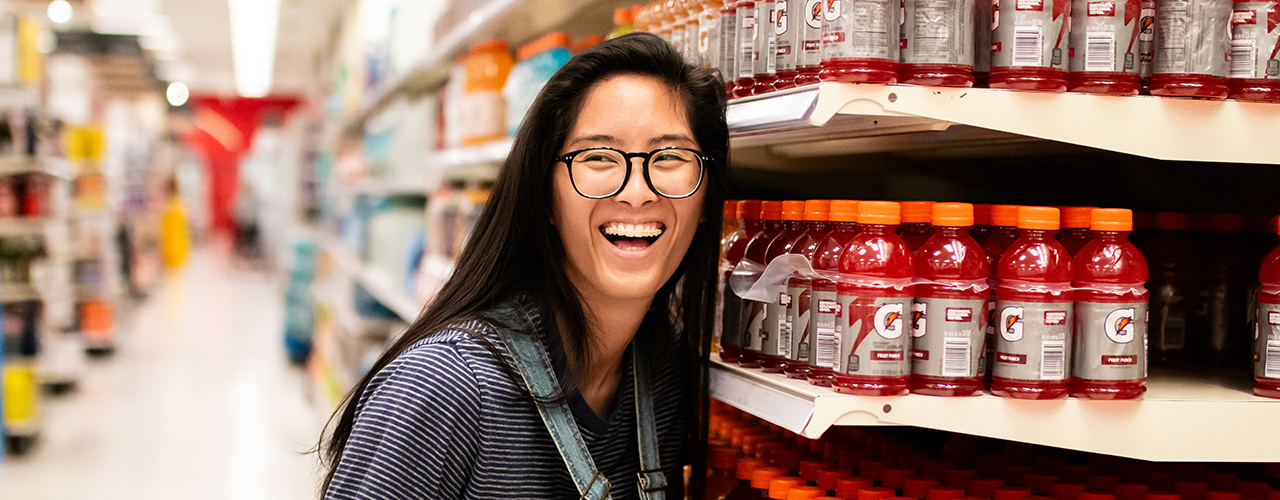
[320,32,728,500]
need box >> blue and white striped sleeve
[325,342,481,500]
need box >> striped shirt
[325,300,688,499]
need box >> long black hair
[319,32,728,496]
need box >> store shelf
[340,172,429,197]
[0,216,48,236]
[341,0,620,138]
[709,356,1280,462]
[323,241,421,323]
[727,83,1280,164]
[0,283,39,303]
[435,138,510,181]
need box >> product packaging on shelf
[899,0,977,87]
[762,201,809,372]
[459,40,515,147]
[784,199,833,379]
[734,0,760,97]
[721,200,764,363]
[1066,0,1144,95]
[751,0,780,94]
[503,33,571,136]
[1254,215,1280,399]
[1226,0,1280,102]
[741,201,786,367]
[989,0,1070,91]
[1150,0,1233,99]
[807,200,860,387]
[819,0,902,84]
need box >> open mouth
[600,222,666,252]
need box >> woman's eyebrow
[648,134,696,147]
[567,134,618,148]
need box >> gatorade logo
[1000,306,1024,342]
[1105,308,1137,343]
[825,0,842,21]
[806,0,823,28]
[912,302,927,338]
[776,0,790,35]
[875,303,905,339]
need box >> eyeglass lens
[570,148,702,198]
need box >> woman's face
[552,74,706,308]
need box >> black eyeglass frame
[554,146,711,200]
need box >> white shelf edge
[710,356,1280,462]
[323,241,421,323]
[727,82,1280,165]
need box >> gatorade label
[721,9,740,80]
[809,287,843,369]
[1138,0,1156,78]
[673,22,687,56]
[976,0,995,72]
[1153,0,1233,76]
[911,298,987,377]
[839,292,912,377]
[1255,303,1280,379]
[1068,0,1142,73]
[798,0,826,67]
[756,0,780,76]
[787,281,812,362]
[992,300,1073,381]
[776,0,799,71]
[1228,1,1280,79]
[901,0,977,65]
[721,276,745,349]
[687,21,702,63]
[820,0,902,61]
[738,6,759,79]
[991,0,1070,69]
[700,14,722,70]
[744,300,766,352]
[1072,301,1148,381]
[763,293,793,357]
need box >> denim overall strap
[497,330,612,500]
[632,347,666,500]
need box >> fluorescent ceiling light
[90,0,160,17]
[166,82,189,107]
[228,0,281,98]
[48,0,74,24]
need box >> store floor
[0,248,328,500]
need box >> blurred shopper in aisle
[159,177,190,271]
[321,33,727,499]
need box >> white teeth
[602,223,664,238]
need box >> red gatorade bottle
[1058,206,1098,256]
[819,0,901,83]
[764,201,811,372]
[733,0,760,98]
[991,207,1074,400]
[833,201,915,396]
[808,200,862,387]
[900,201,936,253]
[741,200,786,368]
[751,0,779,94]
[982,205,1022,385]
[910,203,990,397]
[785,200,834,379]
[1253,216,1280,399]
[723,200,765,363]
[793,0,825,86]
[900,0,977,87]
[1227,0,1280,102]
[1149,0,1233,99]
[1066,0,1144,95]
[989,0,1070,91]
[1070,209,1149,400]
[972,204,995,245]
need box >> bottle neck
[807,220,830,232]
[1018,228,1057,240]
[993,225,1020,237]
[1094,230,1131,242]
[743,219,764,231]
[785,220,806,231]
[763,219,784,232]
[934,225,971,238]
[831,221,859,233]
[860,223,896,235]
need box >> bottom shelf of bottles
[709,355,1280,462]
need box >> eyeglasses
[555,146,710,199]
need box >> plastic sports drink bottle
[808,200,861,387]
[1058,206,1098,256]
[1070,208,1149,400]
[1149,0,1233,98]
[989,0,1070,91]
[668,0,691,57]
[696,0,727,70]
[818,0,902,83]
[1066,0,1144,95]
[717,200,741,356]
[900,0,977,86]
[1227,0,1280,102]
[742,201,786,368]
[774,0,800,89]
[834,201,915,396]
[991,206,1074,400]
[734,0,761,97]
[723,200,765,363]
[910,203,990,397]
[763,201,810,372]
[1254,217,1280,399]
[793,0,825,85]
[981,205,1021,385]
[724,200,742,238]
[722,0,742,95]
[972,204,994,245]
[1143,212,1194,367]
[785,200,834,379]
[753,0,781,94]
[899,201,936,252]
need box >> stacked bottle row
[704,399,1280,500]
[718,199,1280,400]
[635,0,1280,100]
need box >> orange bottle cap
[1153,212,1187,231]
[471,39,510,54]
[1090,208,1133,231]
[738,200,763,220]
[738,458,769,480]
[571,35,605,52]
[930,486,970,500]
[830,200,860,222]
[817,468,854,490]
[805,199,832,221]
[723,200,739,220]
[711,446,742,470]
[631,4,645,21]
[974,204,993,226]
[615,6,636,23]
[770,447,805,471]
[762,201,785,221]
[517,32,570,60]
[837,478,877,499]
[1062,206,1098,229]
[932,203,974,227]
[783,200,806,221]
[1017,206,1060,231]
[1211,214,1244,232]
[991,205,1022,227]
[788,486,828,500]
[994,487,1034,500]
[858,201,901,225]
[901,201,936,223]
[753,467,788,489]
[906,477,944,498]
[770,477,806,499]
[861,487,900,500]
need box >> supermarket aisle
[0,249,328,500]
